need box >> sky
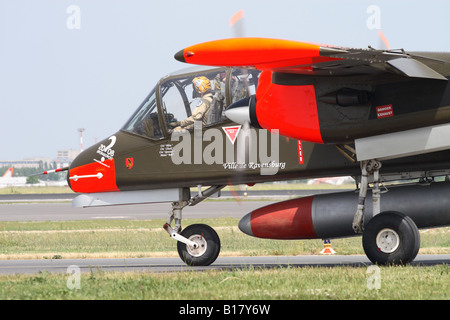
[1,0,450,160]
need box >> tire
[177,224,221,266]
[362,211,420,265]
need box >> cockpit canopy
[122,68,259,140]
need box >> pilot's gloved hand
[169,121,180,128]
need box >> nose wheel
[177,224,221,266]
[164,190,224,266]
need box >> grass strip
[0,264,447,300]
[0,218,448,260]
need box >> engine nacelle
[226,71,449,144]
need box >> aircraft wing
[175,38,447,80]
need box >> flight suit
[176,93,213,130]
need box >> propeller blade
[237,120,252,167]
[229,9,245,38]
[378,30,391,50]
[227,179,242,205]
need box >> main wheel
[362,211,420,265]
[177,224,220,266]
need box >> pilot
[170,76,213,131]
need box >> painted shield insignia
[125,157,134,170]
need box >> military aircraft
[45,37,450,267]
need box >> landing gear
[353,159,382,233]
[163,186,225,266]
[353,160,421,265]
[177,224,221,266]
[362,211,420,265]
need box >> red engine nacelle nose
[226,70,324,144]
[238,196,318,240]
[256,83,324,144]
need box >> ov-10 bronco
[46,38,450,266]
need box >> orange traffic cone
[320,239,336,254]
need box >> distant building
[0,159,50,169]
[56,149,80,167]
[1,150,80,171]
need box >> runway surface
[0,189,352,221]
[0,195,448,275]
[0,255,448,275]
[0,200,273,221]
[0,189,351,203]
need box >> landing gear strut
[354,160,421,265]
[353,159,382,233]
[163,186,224,266]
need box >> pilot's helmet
[192,76,211,94]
